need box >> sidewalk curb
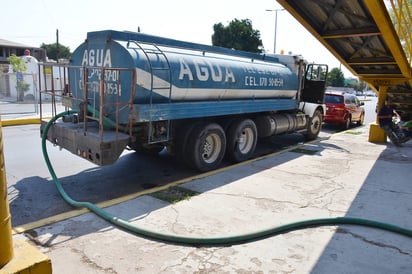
[1,118,51,127]
[0,240,52,274]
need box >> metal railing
[389,0,412,66]
[0,72,39,115]
[38,63,136,142]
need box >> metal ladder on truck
[127,41,172,144]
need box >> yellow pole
[369,85,388,142]
[0,115,13,267]
[376,85,388,124]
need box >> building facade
[0,38,46,64]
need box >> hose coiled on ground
[41,111,412,245]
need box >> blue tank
[69,30,299,110]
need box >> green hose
[85,105,127,132]
[42,111,412,245]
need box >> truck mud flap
[41,121,130,166]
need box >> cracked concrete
[14,125,412,273]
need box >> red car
[324,92,365,129]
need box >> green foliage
[149,186,199,204]
[7,54,30,101]
[41,43,71,60]
[344,78,367,91]
[7,54,27,73]
[388,0,412,60]
[212,19,264,53]
[16,80,30,92]
[326,67,345,87]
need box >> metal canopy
[278,0,412,121]
[277,0,411,84]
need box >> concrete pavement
[3,120,411,273]
[0,102,65,126]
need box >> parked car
[324,92,365,129]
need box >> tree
[41,43,71,61]
[326,67,345,87]
[7,54,26,73]
[212,19,264,53]
[7,54,30,101]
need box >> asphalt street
[7,120,411,273]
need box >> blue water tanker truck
[40,30,328,172]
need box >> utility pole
[266,8,285,54]
[56,29,59,62]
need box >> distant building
[326,86,355,94]
[344,77,359,87]
[0,38,46,64]
[0,40,64,102]
[0,39,46,100]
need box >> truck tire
[304,109,322,140]
[186,123,226,172]
[172,122,199,164]
[226,119,257,162]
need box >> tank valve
[62,114,79,123]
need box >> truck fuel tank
[254,113,307,138]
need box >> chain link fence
[0,71,39,115]
[0,63,65,118]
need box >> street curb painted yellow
[1,118,42,127]
[0,240,52,274]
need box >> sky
[1,0,354,77]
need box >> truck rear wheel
[226,119,257,162]
[304,109,323,140]
[173,122,199,165]
[186,123,226,172]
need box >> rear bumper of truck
[41,121,131,166]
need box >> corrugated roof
[277,0,408,81]
[278,0,412,121]
[0,38,33,48]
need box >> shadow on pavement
[11,136,325,241]
[310,140,412,273]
